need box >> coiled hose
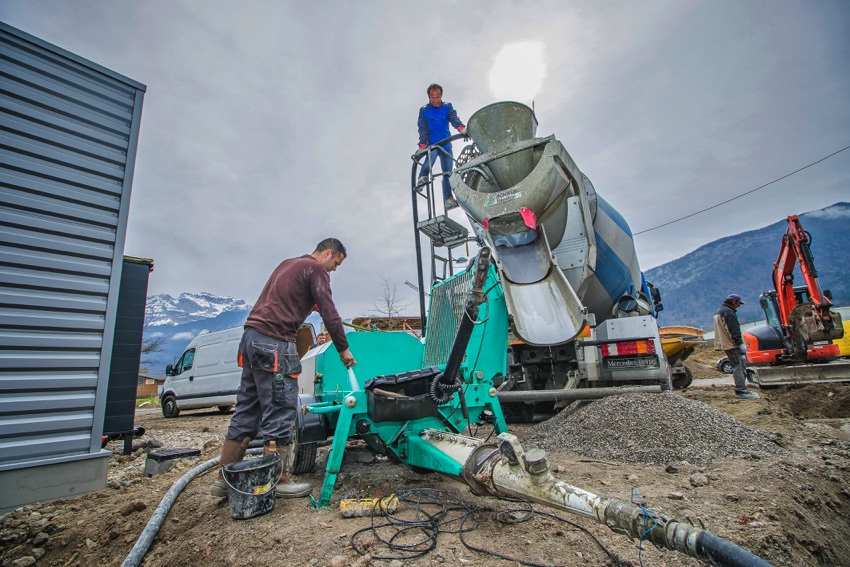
[121,447,263,567]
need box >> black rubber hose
[695,531,774,567]
[121,447,263,567]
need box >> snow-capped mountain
[145,292,251,327]
[143,293,252,373]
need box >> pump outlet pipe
[460,433,774,567]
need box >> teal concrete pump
[293,246,772,567]
[290,101,774,566]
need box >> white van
[160,327,243,418]
[160,324,318,418]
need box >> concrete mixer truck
[410,102,671,421]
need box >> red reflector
[600,340,656,356]
[620,342,637,355]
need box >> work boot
[265,442,312,498]
[735,390,760,399]
[415,176,428,190]
[210,438,249,498]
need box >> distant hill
[645,202,850,330]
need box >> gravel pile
[529,392,785,466]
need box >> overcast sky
[3,1,848,317]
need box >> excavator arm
[760,215,843,364]
[773,215,833,323]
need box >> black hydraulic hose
[411,159,427,334]
[121,447,263,567]
[695,531,774,567]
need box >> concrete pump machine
[294,102,773,566]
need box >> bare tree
[371,275,412,323]
[140,330,166,368]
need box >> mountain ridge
[645,202,850,329]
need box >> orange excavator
[743,215,848,385]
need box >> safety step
[416,215,468,248]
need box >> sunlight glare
[488,41,547,102]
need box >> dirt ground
[2,346,849,567]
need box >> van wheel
[162,396,180,418]
[217,405,232,413]
[289,429,317,474]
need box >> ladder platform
[417,215,468,248]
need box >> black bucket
[222,453,281,520]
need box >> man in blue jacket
[417,83,466,210]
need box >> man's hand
[339,348,357,368]
[739,343,747,354]
[418,143,426,150]
[458,125,466,132]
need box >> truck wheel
[671,367,694,390]
[289,427,317,474]
[217,405,232,413]
[162,396,180,418]
[718,358,733,374]
[502,402,535,423]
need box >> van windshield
[175,349,195,374]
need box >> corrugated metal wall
[0,23,146,471]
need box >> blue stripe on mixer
[597,196,633,238]
[594,229,633,302]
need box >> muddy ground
[2,347,849,567]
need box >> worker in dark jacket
[417,83,466,211]
[714,294,759,399]
[211,238,357,499]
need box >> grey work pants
[225,327,300,445]
[724,348,748,394]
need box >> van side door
[222,337,242,397]
[171,348,196,402]
[192,340,224,402]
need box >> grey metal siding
[0,22,146,471]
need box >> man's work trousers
[419,147,454,202]
[225,327,300,445]
[724,348,748,394]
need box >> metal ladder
[409,136,475,332]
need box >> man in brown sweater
[211,238,356,499]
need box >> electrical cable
[349,488,622,566]
[634,144,850,235]
[630,488,657,567]
[459,496,623,567]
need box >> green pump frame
[305,261,510,506]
